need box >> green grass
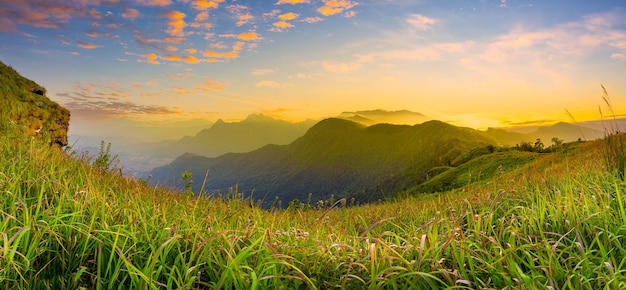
[2,121,626,289]
[0,61,70,146]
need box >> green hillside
[150,118,499,205]
[0,61,69,146]
[3,115,626,288]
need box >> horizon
[2,0,625,139]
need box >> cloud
[164,54,201,64]
[57,82,181,119]
[77,41,102,49]
[121,8,139,20]
[255,80,281,88]
[251,68,275,75]
[237,32,260,41]
[301,17,323,23]
[276,0,310,4]
[479,11,626,63]
[84,30,117,38]
[344,11,357,18]
[186,48,197,54]
[237,14,253,26]
[612,53,626,60]
[195,79,225,92]
[141,53,160,64]
[160,10,186,37]
[202,42,244,60]
[136,0,171,7]
[272,21,294,32]
[0,17,17,32]
[278,12,299,21]
[195,11,209,21]
[406,14,438,30]
[317,0,358,16]
[191,0,225,10]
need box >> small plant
[93,140,119,172]
[181,169,194,196]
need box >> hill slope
[150,118,497,205]
[0,61,70,146]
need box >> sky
[1,0,626,138]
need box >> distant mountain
[155,114,316,158]
[483,122,603,146]
[337,109,430,125]
[150,118,496,206]
[533,122,603,142]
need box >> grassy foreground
[1,132,626,289]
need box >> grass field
[1,126,626,289]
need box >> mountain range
[152,114,317,158]
[150,118,498,206]
[149,117,604,207]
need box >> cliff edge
[0,60,70,146]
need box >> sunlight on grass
[1,127,625,289]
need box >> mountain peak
[244,113,279,123]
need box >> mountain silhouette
[149,118,496,206]
[154,114,315,158]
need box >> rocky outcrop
[1,60,70,147]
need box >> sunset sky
[1,0,625,136]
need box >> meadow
[2,120,626,289]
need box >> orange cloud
[192,0,224,10]
[196,79,225,92]
[77,41,101,49]
[195,11,209,21]
[278,12,299,20]
[202,42,244,60]
[165,45,178,51]
[276,0,310,4]
[237,32,259,41]
[136,0,171,6]
[237,14,253,26]
[183,55,200,64]
[163,55,181,61]
[186,48,197,54]
[160,10,186,37]
[143,53,160,64]
[121,8,139,20]
[272,21,294,32]
[317,0,358,16]
[164,55,201,64]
